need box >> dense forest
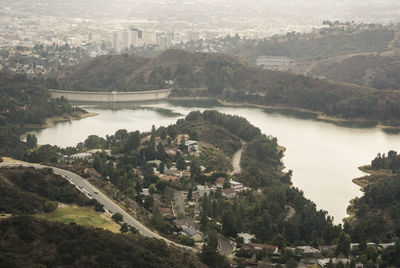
[346,151,400,243]
[0,216,204,267]
[0,167,98,214]
[0,72,82,158]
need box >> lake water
[31,100,400,223]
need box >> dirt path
[229,142,245,175]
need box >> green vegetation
[0,72,83,158]
[0,167,93,214]
[346,151,400,242]
[37,205,120,233]
[56,49,400,125]
[0,216,204,267]
[307,54,400,91]
[219,28,395,61]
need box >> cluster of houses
[61,149,112,163]
[234,235,396,267]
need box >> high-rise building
[130,27,142,39]
[129,30,139,48]
[186,31,200,41]
[112,31,122,52]
[121,31,129,51]
[142,31,157,45]
[157,34,171,48]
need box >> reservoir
[31,100,400,223]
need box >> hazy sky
[2,0,400,34]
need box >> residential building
[238,232,255,244]
[182,227,203,242]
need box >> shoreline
[169,97,400,130]
[345,164,393,222]
[25,112,99,130]
[21,112,99,140]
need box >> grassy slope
[37,205,120,233]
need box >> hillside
[345,151,400,242]
[282,52,400,91]
[0,216,204,268]
[0,167,94,214]
[55,49,253,92]
[222,27,396,62]
[0,72,84,158]
[54,49,400,125]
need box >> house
[249,243,280,255]
[185,140,199,153]
[296,246,320,257]
[142,188,150,196]
[238,232,255,244]
[319,245,337,257]
[70,152,93,161]
[222,188,237,199]
[165,147,178,155]
[318,258,350,267]
[148,160,162,166]
[159,175,180,182]
[161,207,173,216]
[230,179,244,189]
[173,219,187,229]
[196,185,211,197]
[164,167,183,177]
[350,243,359,251]
[182,227,203,242]
[379,242,395,249]
[161,207,175,221]
[215,177,225,188]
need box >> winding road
[0,162,193,250]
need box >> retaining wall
[48,89,172,103]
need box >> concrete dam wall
[49,89,172,103]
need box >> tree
[187,188,193,200]
[285,257,298,268]
[120,223,129,233]
[201,231,226,267]
[43,201,57,213]
[156,142,166,161]
[135,181,143,193]
[26,134,38,149]
[156,180,168,192]
[158,162,165,174]
[149,186,156,195]
[160,129,167,140]
[336,231,351,257]
[94,202,105,212]
[190,160,201,179]
[176,155,186,171]
[112,212,123,223]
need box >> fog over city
[2,0,400,37]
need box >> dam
[48,88,172,103]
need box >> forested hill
[54,49,253,91]
[54,49,400,125]
[0,216,205,268]
[0,72,82,158]
[346,151,400,242]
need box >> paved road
[0,162,190,249]
[217,233,234,256]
